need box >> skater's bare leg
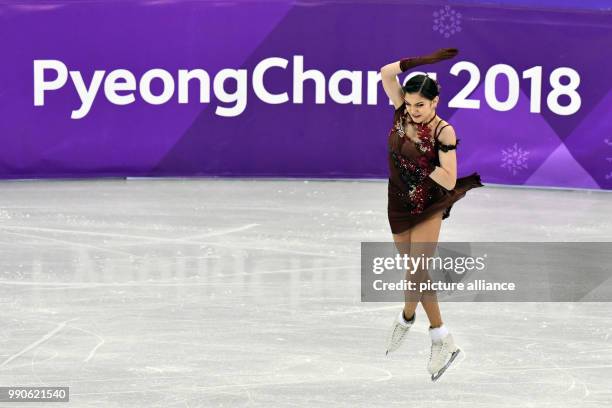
[409,211,444,328]
[392,229,418,320]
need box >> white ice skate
[427,332,461,381]
[385,309,415,355]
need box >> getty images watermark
[361,242,612,302]
[371,250,516,292]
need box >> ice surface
[0,178,610,407]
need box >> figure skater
[379,48,483,381]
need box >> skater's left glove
[399,48,459,72]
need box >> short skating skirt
[387,172,484,234]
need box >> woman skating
[380,48,483,381]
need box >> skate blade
[431,348,461,382]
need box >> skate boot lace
[387,315,413,352]
[430,340,448,366]
[391,324,408,345]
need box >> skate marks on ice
[0,318,77,369]
[0,180,611,406]
[0,318,106,370]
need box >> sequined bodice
[387,108,444,215]
[392,115,438,158]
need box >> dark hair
[402,75,440,100]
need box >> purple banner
[1,0,611,189]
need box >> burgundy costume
[387,102,483,234]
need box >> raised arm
[380,48,459,110]
[380,61,405,110]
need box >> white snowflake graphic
[433,5,462,38]
[500,143,530,176]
